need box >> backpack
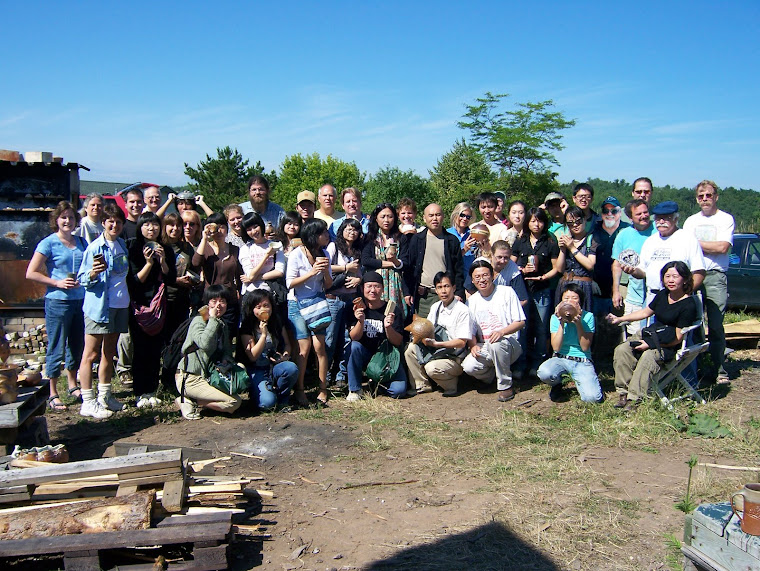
[161,314,199,400]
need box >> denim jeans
[249,361,299,411]
[44,297,85,379]
[537,357,603,403]
[526,287,553,369]
[701,270,728,378]
[325,297,345,369]
[347,341,407,398]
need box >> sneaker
[98,393,127,412]
[136,393,162,408]
[80,399,114,419]
[416,384,434,394]
[118,371,133,390]
[175,397,201,420]
[346,390,364,402]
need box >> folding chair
[652,296,708,409]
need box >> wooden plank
[0,449,182,487]
[0,491,31,503]
[157,512,232,528]
[0,521,232,557]
[191,544,229,570]
[114,442,212,463]
[161,478,186,513]
[0,383,50,429]
[116,485,139,497]
[63,550,100,571]
[118,466,182,480]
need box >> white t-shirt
[238,240,285,294]
[466,284,525,341]
[683,209,734,271]
[638,229,705,298]
[285,246,332,300]
[426,298,473,341]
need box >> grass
[724,309,759,324]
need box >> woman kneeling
[175,285,243,419]
[537,283,603,403]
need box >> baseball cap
[297,190,316,204]
[544,192,564,203]
[601,196,621,208]
[493,191,507,202]
[651,201,679,215]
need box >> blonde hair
[450,202,473,228]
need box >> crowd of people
[26,175,734,419]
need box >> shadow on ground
[364,520,560,570]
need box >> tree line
[182,92,759,232]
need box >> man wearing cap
[683,180,734,383]
[314,184,337,225]
[175,190,214,217]
[346,271,408,401]
[543,192,568,235]
[329,187,370,239]
[572,183,601,234]
[621,201,705,306]
[239,175,285,228]
[592,197,630,309]
[476,192,509,245]
[295,190,316,223]
[611,199,655,336]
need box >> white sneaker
[98,393,127,412]
[80,399,114,419]
[346,390,364,402]
[175,397,201,420]
[136,393,162,408]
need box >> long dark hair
[300,218,328,260]
[242,211,265,242]
[660,261,694,294]
[335,218,364,259]
[563,206,586,235]
[277,211,301,248]
[135,211,163,248]
[366,202,400,244]
[526,207,549,237]
[241,289,284,352]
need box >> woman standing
[285,218,333,406]
[26,201,86,410]
[77,204,130,418]
[278,211,302,256]
[127,212,176,407]
[608,261,699,411]
[511,207,560,377]
[74,193,104,245]
[447,202,477,290]
[239,212,286,296]
[193,213,242,337]
[555,206,597,311]
[507,200,528,239]
[240,289,298,411]
[181,210,203,247]
[361,203,407,318]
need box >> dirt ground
[37,348,760,571]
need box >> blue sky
[4,1,759,190]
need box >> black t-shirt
[512,233,560,293]
[123,219,138,241]
[347,301,404,353]
[648,290,698,329]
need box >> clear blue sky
[4,1,759,190]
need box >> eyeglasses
[654,214,675,221]
[633,189,652,195]
[459,213,472,220]
[566,219,584,227]
[602,208,620,215]
[697,193,715,200]
[575,194,592,201]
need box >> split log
[0,490,153,540]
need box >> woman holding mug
[554,206,597,312]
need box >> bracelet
[571,250,580,256]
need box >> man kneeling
[537,283,603,403]
[404,271,471,396]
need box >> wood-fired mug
[731,482,760,536]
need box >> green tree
[428,139,497,216]
[183,146,275,212]
[273,152,365,213]
[364,166,431,220]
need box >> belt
[554,352,592,363]
[561,272,592,283]
[325,293,337,300]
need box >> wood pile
[0,448,273,569]
[3,323,47,359]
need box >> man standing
[142,186,173,219]
[239,175,285,228]
[621,177,654,224]
[683,180,734,383]
[543,192,567,236]
[572,183,600,233]
[314,184,337,225]
[621,201,706,305]
[329,187,370,239]
[592,196,630,317]
[122,188,145,241]
[404,271,471,397]
[295,190,316,223]
[476,192,508,245]
[403,203,465,319]
[462,260,525,402]
[611,199,655,336]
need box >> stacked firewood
[4,324,47,356]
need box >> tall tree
[274,152,365,213]
[183,146,275,212]
[428,139,497,216]
[364,166,431,219]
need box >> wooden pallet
[0,511,233,570]
[0,382,49,430]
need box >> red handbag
[132,281,167,336]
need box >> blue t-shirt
[34,234,86,300]
[550,310,594,359]
[611,225,656,306]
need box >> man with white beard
[592,196,630,319]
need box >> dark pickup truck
[727,233,760,310]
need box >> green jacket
[178,315,233,378]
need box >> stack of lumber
[3,323,47,359]
[0,448,273,569]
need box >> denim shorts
[85,307,129,335]
[287,299,310,340]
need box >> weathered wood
[116,485,139,497]
[113,442,212,463]
[191,544,229,570]
[0,521,231,557]
[0,449,182,487]
[157,512,232,528]
[0,491,153,540]
[0,491,31,503]
[63,550,100,571]
[161,477,186,513]
[0,383,50,429]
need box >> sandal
[316,389,329,407]
[47,396,68,411]
[67,387,82,402]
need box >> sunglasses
[602,208,620,215]
[566,219,584,227]
[459,213,472,220]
